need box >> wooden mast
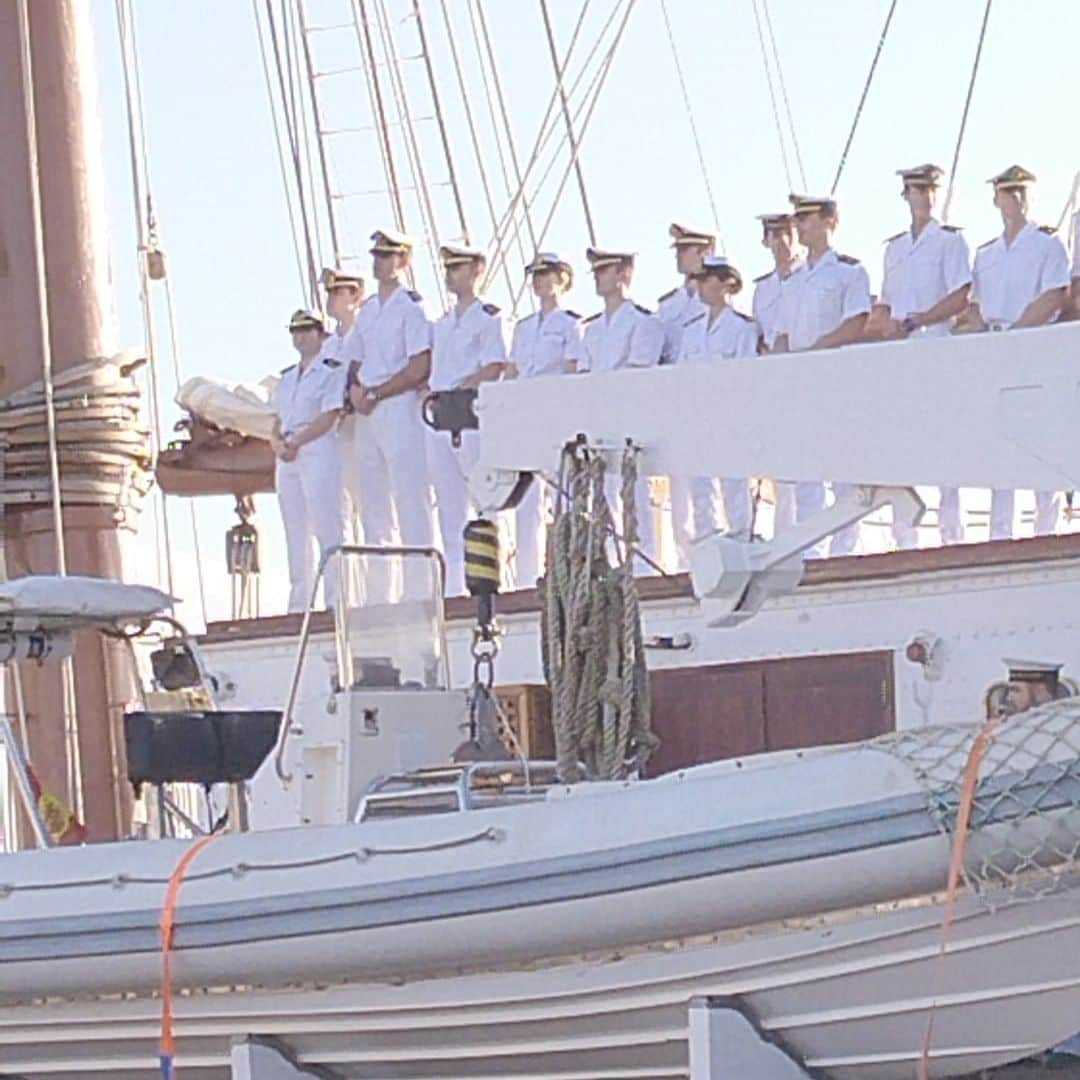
[0,0,135,841]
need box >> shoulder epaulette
[884,231,905,243]
[406,289,423,302]
[482,301,501,316]
[657,287,678,303]
[683,312,705,327]
[582,311,602,324]
[752,271,772,284]
[1039,225,1057,235]
[733,310,753,322]
[322,357,342,368]
[836,254,860,265]
[977,237,997,249]
[941,224,963,232]
[633,302,654,316]
[564,310,581,320]
[279,364,295,375]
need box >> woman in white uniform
[506,253,582,587]
[271,309,347,612]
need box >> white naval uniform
[675,304,759,541]
[349,285,435,601]
[507,307,582,587]
[657,283,707,569]
[775,248,872,557]
[1072,211,1080,281]
[427,298,508,596]
[751,261,802,351]
[580,299,665,571]
[881,220,972,548]
[320,324,364,539]
[972,223,1071,539]
[272,354,347,612]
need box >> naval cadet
[752,212,803,353]
[320,267,366,537]
[877,164,972,549]
[677,255,759,541]
[773,194,871,557]
[427,243,508,596]
[969,166,1070,540]
[271,309,346,612]
[347,228,436,601]
[657,223,713,570]
[1002,659,1063,716]
[507,252,582,586]
[1070,208,1080,320]
[579,247,665,571]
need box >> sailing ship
[2,1,1080,1078]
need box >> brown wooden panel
[763,650,894,751]
[646,664,765,776]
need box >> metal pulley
[143,243,167,281]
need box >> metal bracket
[230,1036,338,1078]
[689,997,813,1079]
[0,717,53,849]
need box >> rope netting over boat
[541,440,658,783]
[0,354,153,527]
[876,698,1080,904]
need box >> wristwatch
[901,316,918,334]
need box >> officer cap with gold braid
[586,246,634,271]
[989,165,1037,191]
[369,227,414,255]
[320,267,364,292]
[439,242,486,268]
[287,308,324,333]
[789,193,838,216]
[525,251,573,286]
[757,211,794,232]
[668,223,715,249]
[1005,658,1062,687]
[897,163,945,188]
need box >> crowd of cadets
[271,163,1080,609]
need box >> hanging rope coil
[541,441,657,783]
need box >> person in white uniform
[578,247,664,571]
[347,228,436,601]
[774,194,871,558]
[657,223,713,569]
[319,268,365,537]
[427,243,508,596]
[1071,209,1080,319]
[752,211,803,536]
[507,252,582,587]
[676,255,759,540]
[271,309,346,612]
[876,163,972,549]
[969,166,1070,540]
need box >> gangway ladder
[295,0,470,307]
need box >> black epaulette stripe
[836,254,860,265]
[683,312,705,327]
[884,231,905,243]
[941,224,963,232]
[564,310,581,320]
[1038,225,1057,235]
[279,364,296,375]
[582,312,602,324]
[322,357,342,368]
[406,289,423,302]
[734,310,753,322]
[657,287,678,303]
[752,271,772,284]
[633,302,654,315]
[482,301,501,315]
[977,238,996,249]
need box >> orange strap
[159,833,222,1074]
[917,715,1000,1080]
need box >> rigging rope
[761,0,806,192]
[830,0,899,196]
[751,0,793,192]
[941,0,993,225]
[658,0,724,251]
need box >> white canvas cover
[0,576,174,626]
[176,375,279,440]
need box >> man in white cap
[1002,659,1063,716]
[1071,207,1080,319]
[271,309,346,612]
[877,164,972,549]
[347,228,435,601]
[969,166,1070,540]
[427,243,508,596]
[507,252,582,586]
[319,268,365,536]
[579,247,664,571]
[677,255,759,541]
[774,194,871,557]
[657,223,712,569]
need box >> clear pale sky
[87,0,1080,626]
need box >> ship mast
[0,0,134,841]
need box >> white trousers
[514,478,547,588]
[604,472,657,573]
[990,489,1058,540]
[350,393,434,602]
[774,481,826,557]
[829,481,860,556]
[893,487,962,549]
[426,427,481,596]
[276,436,344,613]
[670,476,751,565]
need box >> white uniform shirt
[272,354,346,438]
[1072,211,1080,280]
[971,222,1071,327]
[430,298,508,391]
[777,249,871,351]
[657,284,706,363]
[676,304,759,365]
[881,220,972,336]
[320,322,364,368]
[508,308,582,378]
[752,261,802,350]
[579,299,664,373]
[350,285,432,383]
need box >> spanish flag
[25,762,87,845]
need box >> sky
[85,0,1080,628]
